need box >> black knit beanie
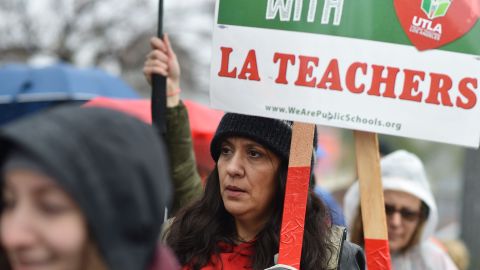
[210,113,294,162]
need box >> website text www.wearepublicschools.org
[265,105,402,131]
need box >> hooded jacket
[0,105,176,270]
[343,150,457,270]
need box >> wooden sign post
[354,131,391,269]
[278,122,315,268]
[279,128,393,270]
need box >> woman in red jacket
[144,36,365,270]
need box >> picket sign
[210,0,480,268]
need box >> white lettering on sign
[321,0,344,25]
[409,16,443,41]
[266,0,344,25]
[412,16,442,34]
[266,0,302,21]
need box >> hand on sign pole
[143,34,181,108]
[264,264,298,270]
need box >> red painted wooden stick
[278,122,315,268]
[354,131,392,270]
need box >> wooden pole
[278,122,315,268]
[354,130,391,270]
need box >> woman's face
[384,190,423,252]
[217,137,281,225]
[0,169,96,270]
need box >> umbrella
[0,63,139,124]
[84,97,224,177]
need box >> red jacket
[182,241,254,270]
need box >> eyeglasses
[385,204,421,222]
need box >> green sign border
[217,0,479,55]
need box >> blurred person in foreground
[344,150,458,269]
[144,35,365,270]
[0,105,180,270]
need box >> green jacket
[166,101,203,215]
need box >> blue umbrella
[0,63,140,124]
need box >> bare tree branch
[0,0,216,102]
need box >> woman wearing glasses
[343,150,458,269]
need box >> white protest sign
[210,0,480,147]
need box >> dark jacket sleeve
[166,101,203,215]
[328,226,366,270]
[339,241,366,270]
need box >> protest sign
[210,0,480,147]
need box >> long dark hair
[166,161,333,270]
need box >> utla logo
[394,0,479,51]
[409,0,451,42]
